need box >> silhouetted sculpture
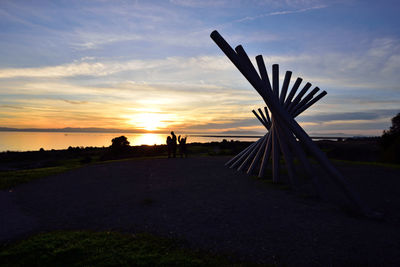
[178,135,187,158]
[210,30,378,217]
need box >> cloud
[0,105,24,109]
[0,62,108,78]
[299,109,399,123]
[0,74,263,131]
[303,119,391,134]
[0,0,397,137]
[236,5,327,22]
[0,41,398,134]
[0,56,235,79]
[62,99,88,105]
[71,33,144,50]
[3,35,399,93]
[0,7,39,29]
[186,118,260,130]
[170,0,326,9]
[169,0,230,8]
[256,37,400,90]
[70,29,216,51]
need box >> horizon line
[0,127,379,138]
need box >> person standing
[166,136,172,158]
[178,135,187,158]
[170,131,177,158]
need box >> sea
[0,131,260,152]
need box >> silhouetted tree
[111,136,130,151]
[381,113,400,163]
[381,113,400,148]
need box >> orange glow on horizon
[127,112,173,131]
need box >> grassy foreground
[0,166,75,190]
[0,231,262,267]
[0,141,250,190]
[0,161,81,190]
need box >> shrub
[381,113,400,163]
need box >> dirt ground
[1,156,399,266]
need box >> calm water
[0,132,258,152]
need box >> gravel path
[1,156,400,266]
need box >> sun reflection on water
[129,133,167,146]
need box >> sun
[129,113,166,131]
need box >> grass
[0,155,168,190]
[0,142,236,190]
[100,155,167,164]
[0,152,216,190]
[0,165,78,190]
[253,176,291,190]
[0,231,265,267]
[3,148,396,192]
[331,158,400,169]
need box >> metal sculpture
[225,69,326,184]
[210,30,378,217]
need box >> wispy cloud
[169,0,230,8]
[236,5,327,22]
[258,37,400,90]
[0,105,24,110]
[0,75,262,131]
[300,109,399,123]
[302,119,391,136]
[62,99,88,105]
[71,33,145,50]
[2,35,400,91]
[0,62,109,78]
[0,56,235,79]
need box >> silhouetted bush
[111,136,130,151]
[381,113,400,163]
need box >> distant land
[0,127,264,135]
[218,130,264,135]
[0,127,378,138]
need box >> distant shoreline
[0,127,262,136]
[0,128,378,140]
[188,134,381,140]
[189,134,262,138]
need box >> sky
[0,0,399,136]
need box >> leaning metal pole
[210,30,378,217]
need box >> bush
[381,113,400,163]
[110,136,130,151]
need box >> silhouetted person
[170,131,177,158]
[166,136,172,158]
[178,135,187,158]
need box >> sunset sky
[0,0,399,135]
